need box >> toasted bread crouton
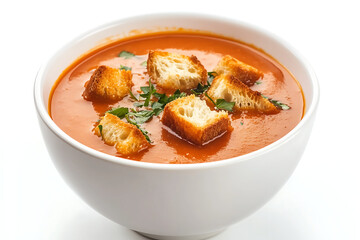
[83,65,133,101]
[147,51,207,90]
[207,74,279,114]
[95,113,149,155]
[162,95,230,145]
[213,55,263,87]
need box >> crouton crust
[162,95,230,145]
[147,51,207,90]
[95,113,149,155]
[214,55,263,87]
[83,65,133,101]
[207,74,279,114]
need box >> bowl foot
[136,228,225,240]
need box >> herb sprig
[262,95,291,110]
[118,50,135,59]
[105,80,187,142]
[204,92,235,112]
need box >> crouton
[147,51,207,90]
[213,55,263,87]
[207,74,279,114]
[161,95,230,145]
[95,113,149,155]
[83,65,133,101]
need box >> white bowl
[34,13,319,240]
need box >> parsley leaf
[128,110,154,124]
[255,81,262,85]
[98,125,103,138]
[262,95,291,110]
[207,71,217,84]
[167,89,186,103]
[129,90,139,101]
[125,115,151,142]
[269,99,291,110]
[140,79,156,107]
[140,61,147,67]
[191,82,210,96]
[215,99,236,111]
[120,65,132,71]
[107,107,129,118]
[118,50,135,59]
[205,92,235,112]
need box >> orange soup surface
[50,32,304,164]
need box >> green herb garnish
[269,99,290,110]
[128,110,155,124]
[129,90,139,101]
[98,125,103,138]
[140,79,156,107]
[118,50,135,59]
[191,82,210,96]
[204,92,235,112]
[107,107,129,118]
[207,71,217,84]
[140,61,147,67]
[120,65,132,71]
[125,115,151,142]
[255,81,262,85]
[262,95,291,110]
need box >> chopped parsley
[191,82,210,96]
[98,125,103,138]
[129,90,139,101]
[207,71,217,84]
[140,61,147,67]
[107,107,129,118]
[119,65,132,71]
[118,50,135,59]
[262,95,291,110]
[255,81,262,85]
[205,92,235,112]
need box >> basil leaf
[119,50,135,59]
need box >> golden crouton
[213,55,263,87]
[147,51,207,90]
[162,95,230,145]
[95,113,150,155]
[207,74,279,114]
[83,65,133,101]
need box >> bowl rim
[34,12,319,170]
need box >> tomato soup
[50,31,304,164]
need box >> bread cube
[214,55,263,87]
[83,65,133,101]
[207,74,279,114]
[162,95,230,145]
[95,113,150,155]
[147,51,207,90]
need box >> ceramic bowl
[34,13,319,240]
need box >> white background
[1,0,359,239]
